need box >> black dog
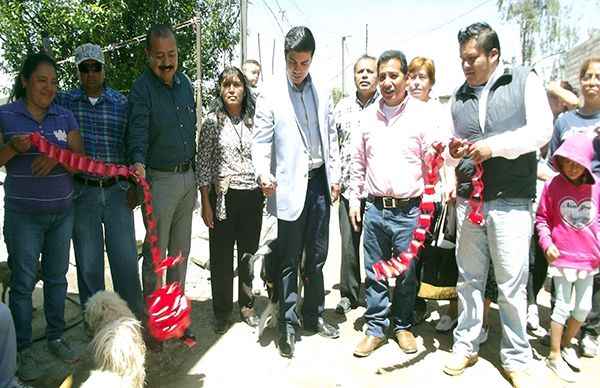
[241,239,304,338]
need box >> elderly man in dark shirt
[127,24,197,349]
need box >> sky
[1,0,598,97]
[244,0,598,96]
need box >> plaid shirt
[334,91,379,198]
[55,87,128,165]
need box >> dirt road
[10,205,600,387]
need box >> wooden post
[195,10,203,140]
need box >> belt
[74,174,122,188]
[308,165,324,179]
[152,161,192,173]
[367,195,420,209]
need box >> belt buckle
[382,197,396,208]
[98,179,105,188]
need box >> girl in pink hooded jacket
[536,132,600,382]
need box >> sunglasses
[78,62,103,73]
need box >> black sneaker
[47,338,79,363]
[16,349,38,382]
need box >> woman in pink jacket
[536,132,600,382]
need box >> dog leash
[372,140,485,280]
[29,132,192,343]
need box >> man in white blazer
[252,26,341,358]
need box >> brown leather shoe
[353,335,386,357]
[501,368,536,388]
[395,330,417,354]
[443,352,478,376]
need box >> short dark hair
[353,54,377,73]
[146,24,177,50]
[10,52,57,101]
[284,26,315,57]
[377,50,408,75]
[458,22,500,58]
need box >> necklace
[230,116,244,152]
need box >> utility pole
[271,39,276,75]
[195,11,203,139]
[258,33,263,81]
[341,35,351,96]
[365,24,368,54]
[241,0,248,63]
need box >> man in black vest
[441,22,553,388]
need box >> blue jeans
[72,181,143,318]
[453,197,533,372]
[5,206,74,351]
[0,302,17,387]
[363,200,419,338]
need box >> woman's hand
[10,134,31,153]
[202,203,214,228]
[31,154,58,176]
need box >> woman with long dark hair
[196,66,263,334]
[0,52,84,382]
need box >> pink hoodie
[536,132,600,271]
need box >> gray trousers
[141,169,197,311]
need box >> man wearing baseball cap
[55,43,144,327]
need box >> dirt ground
[3,200,600,388]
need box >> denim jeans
[5,206,74,351]
[453,197,533,372]
[0,302,16,387]
[551,273,594,324]
[363,200,418,338]
[72,181,143,318]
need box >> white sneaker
[526,304,539,330]
[435,315,458,332]
[478,325,489,344]
[561,347,581,371]
[580,333,598,358]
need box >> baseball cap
[74,43,105,66]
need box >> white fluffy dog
[81,291,146,388]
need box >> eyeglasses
[78,62,103,74]
[581,74,600,84]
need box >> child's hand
[545,244,560,262]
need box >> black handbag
[418,202,458,300]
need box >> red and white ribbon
[372,140,486,281]
[29,132,191,340]
[372,142,445,280]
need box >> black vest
[452,67,537,200]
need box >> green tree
[0,0,240,97]
[497,0,577,70]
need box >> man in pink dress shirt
[349,50,438,358]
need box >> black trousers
[338,196,364,305]
[527,230,548,305]
[278,167,330,333]
[209,188,263,320]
